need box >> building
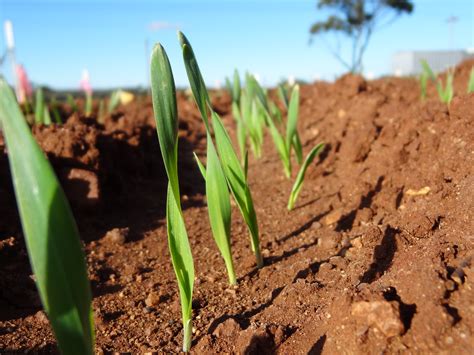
[392,50,473,76]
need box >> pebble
[351,300,404,337]
[212,318,242,337]
[104,227,129,245]
[324,209,343,226]
[145,292,161,307]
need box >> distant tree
[309,0,414,73]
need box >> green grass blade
[67,94,78,113]
[51,97,62,124]
[0,78,94,355]
[97,99,105,124]
[286,84,300,151]
[420,60,436,81]
[277,84,289,109]
[193,152,207,180]
[233,69,241,104]
[444,70,454,104]
[166,184,194,352]
[150,43,180,201]
[43,106,52,125]
[292,133,304,165]
[225,76,233,98]
[205,136,236,285]
[468,67,474,93]
[85,93,92,117]
[35,88,44,124]
[212,111,263,268]
[266,110,291,178]
[269,100,283,124]
[178,32,211,130]
[107,90,121,113]
[288,143,325,210]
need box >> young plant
[108,89,121,113]
[150,44,194,352]
[286,85,303,164]
[0,77,94,355]
[468,67,474,94]
[67,94,78,112]
[420,60,454,104]
[35,87,44,124]
[50,97,63,124]
[84,92,93,117]
[288,143,325,210]
[179,32,263,268]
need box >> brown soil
[0,60,473,354]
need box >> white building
[392,50,473,76]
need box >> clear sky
[0,0,472,89]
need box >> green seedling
[277,83,290,109]
[286,85,303,164]
[468,67,474,93]
[43,106,52,125]
[98,99,106,124]
[266,106,291,178]
[50,97,62,124]
[35,87,44,124]
[225,69,241,105]
[67,94,78,112]
[0,77,94,355]
[232,101,247,163]
[85,92,93,117]
[150,44,194,353]
[288,143,325,210]
[420,60,454,104]
[108,90,121,113]
[179,31,263,268]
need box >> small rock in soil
[351,300,404,337]
[34,311,49,325]
[104,227,129,245]
[145,291,161,307]
[324,209,343,226]
[212,318,241,338]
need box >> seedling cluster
[0,32,325,354]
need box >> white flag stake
[4,20,20,100]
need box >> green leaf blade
[288,143,325,210]
[205,137,236,284]
[0,78,94,355]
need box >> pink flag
[16,64,32,103]
[80,69,92,95]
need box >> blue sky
[0,0,472,89]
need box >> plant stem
[183,319,192,353]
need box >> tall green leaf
[150,44,194,352]
[288,143,325,210]
[0,78,94,355]
[205,135,236,284]
[286,85,300,152]
[178,31,210,129]
[232,69,241,105]
[212,111,263,268]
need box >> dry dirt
[0,60,473,354]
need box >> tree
[309,0,414,73]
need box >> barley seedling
[150,44,194,352]
[288,143,325,210]
[179,32,263,268]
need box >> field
[0,59,473,354]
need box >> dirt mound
[0,63,473,354]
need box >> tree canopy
[310,0,414,73]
